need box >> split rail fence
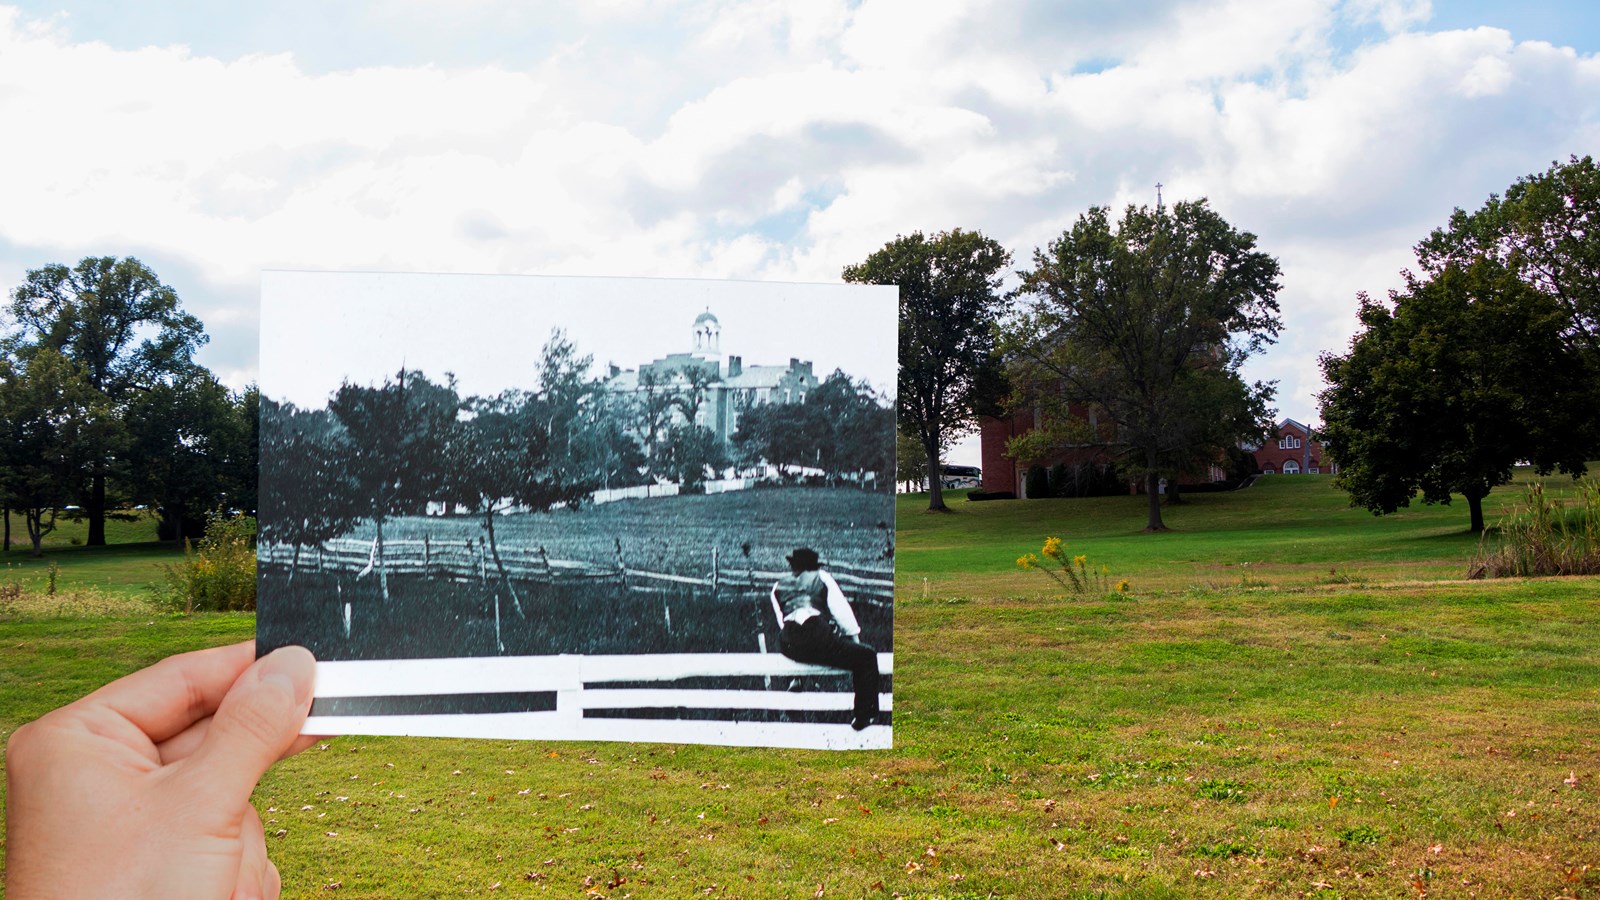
[258,537,893,605]
[260,536,893,656]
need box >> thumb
[183,645,316,805]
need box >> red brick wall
[979,412,1032,494]
[1253,423,1330,474]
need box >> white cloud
[0,0,1596,457]
[1344,0,1431,33]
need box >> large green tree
[4,257,206,545]
[1417,155,1600,361]
[124,370,252,542]
[843,229,1011,512]
[1002,200,1282,530]
[1318,260,1595,532]
[0,349,124,556]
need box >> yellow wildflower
[1115,580,1130,593]
[1016,554,1037,570]
[1041,536,1064,559]
[1073,554,1087,568]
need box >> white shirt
[769,569,861,637]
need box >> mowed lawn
[1,509,171,598]
[897,471,1576,593]
[2,475,1599,898]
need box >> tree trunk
[1144,470,1167,531]
[484,507,526,619]
[1466,490,1487,534]
[1166,478,1185,505]
[26,509,45,558]
[87,474,107,546]
[924,441,946,512]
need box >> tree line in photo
[862,155,1600,533]
[260,329,894,602]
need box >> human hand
[4,641,318,899]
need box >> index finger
[76,640,258,745]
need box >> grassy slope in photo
[2,472,1599,898]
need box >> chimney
[608,363,621,378]
[727,355,742,378]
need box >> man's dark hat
[786,547,822,570]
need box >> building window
[1263,467,1275,475]
[1283,460,1300,474]
[1278,435,1301,450]
[1309,467,1320,474]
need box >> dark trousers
[779,618,881,723]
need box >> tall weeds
[158,511,258,612]
[1471,480,1600,577]
[1017,536,1128,596]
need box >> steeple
[691,308,721,361]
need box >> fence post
[494,591,503,654]
[711,546,719,595]
[757,632,771,690]
[614,537,626,588]
[424,533,431,577]
[338,581,350,639]
[478,539,488,585]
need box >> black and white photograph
[256,271,898,750]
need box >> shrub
[1046,462,1069,496]
[159,511,258,612]
[1024,464,1051,499]
[1470,480,1600,578]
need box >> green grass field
[3,474,1599,898]
[0,509,172,600]
[898,470,1583,593]
[2,507,160,549]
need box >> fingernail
[257,645,316,706]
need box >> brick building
[1249,418,1334,475]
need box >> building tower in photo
[606,308,819,448]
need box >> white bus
[939,464,982,490]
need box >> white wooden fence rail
[305,652,894,751]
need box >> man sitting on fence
[770,547,881,730]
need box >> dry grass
[0,583,157,619]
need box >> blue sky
[0,0,1596,465]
